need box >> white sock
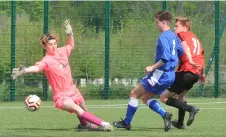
[128,97,138,107]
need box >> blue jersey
[155,30,183,71]
[141,30,183,95]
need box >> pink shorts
[54,94,85,113]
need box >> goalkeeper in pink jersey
[11,19,113,132]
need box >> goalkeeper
[11,19,113,132]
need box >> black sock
[178,101,186,125]
[166,98,192,112]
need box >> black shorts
[168,71,199,95]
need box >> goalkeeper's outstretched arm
[24,66,41,73]
[11,65,41,80]
[64,19,74,48]
[67,33,74,48]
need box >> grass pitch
[0,98,226,137]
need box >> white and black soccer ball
[24,95,41,111]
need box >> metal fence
[0,1,225,101]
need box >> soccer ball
[24,95,41,111]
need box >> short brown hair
[155,11,172,22]
[40,32,59,47]
[176,16,191,31]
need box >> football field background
[0,98,226,137]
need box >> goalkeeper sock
[146,99,166,118]
[124,97,138,125]
[80,111,102,126]
[77,115,89,126]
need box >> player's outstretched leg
[172,120,185,129]
[113,83,145,131]
[171,108,186,129]
[187,106,199,126]
[77,115,100,131]
[146,98,173,132]
[77,122,99,131]
[113,118,131,130]
[113,97,138,130]
[172,102,186,129]
[178,106,186,126]
[76,102,100,131]
[78,111,113,132]
[62,98,113,132]
[165,97,199,126]
[163,112,173,132]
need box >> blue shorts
[141,69,175,95]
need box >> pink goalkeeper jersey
[35,44,81,101]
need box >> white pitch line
[189,102,226,104]
[86,102,226,106]
[0,101,225,109]
[0,106,225,110]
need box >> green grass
[0,98,226,137]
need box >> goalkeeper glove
[11,65,26,80]
[64,19,73,35]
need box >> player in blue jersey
[113,11,184,132]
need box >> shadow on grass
[6,128,74,131]
[114,126,165,132]
[7,126,168,132]
[7,128,112,132]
